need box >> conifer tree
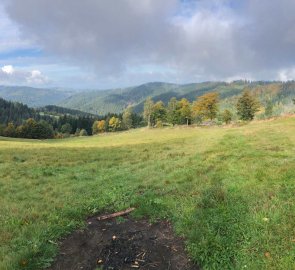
[222,110,233,124]
[236,90,260,120]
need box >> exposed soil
[49,214,199,270]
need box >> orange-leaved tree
[97,120,106,132]
[92,120,106,134]
[192,92,219,121]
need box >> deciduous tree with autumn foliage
[192,92,219,121]
[108,116,121,132]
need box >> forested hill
[0,98,98,126]
[59,81,295,115]
[0,85,77,107]
[0,97,37,125]
[37,105,97,118]
[1,81,295,116]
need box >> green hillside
[0,85,77,107]
[1,81,294,116]
[0,96,98,126]
[59,81,295,115]
[59,82,182,114]
[37,105,98,118]
[0,97,37,125]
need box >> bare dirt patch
[49,215,199,270]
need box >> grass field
[1,117,295,270]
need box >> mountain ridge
[1,81,294,116]
[0,85,79,108]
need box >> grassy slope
[1,117,295,269]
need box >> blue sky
[1,0,295,89]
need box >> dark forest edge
[1,89,294,140]
[0,97,143,139]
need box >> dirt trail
[49,215,199,270]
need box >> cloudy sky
[1,0,295,89]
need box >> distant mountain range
[1,81,295,116]
[0,85,78,107]
[58,81,295,115]
[60,82,226,114]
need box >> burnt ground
[49,214,199,270]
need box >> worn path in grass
[0,117,295,269]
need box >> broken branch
[97,208,135,221]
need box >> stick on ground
[97,208,135,221]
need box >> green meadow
[1,117,295,270]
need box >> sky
[1,0,295,89]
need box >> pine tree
[265,100,273,118]
[236,90,260,121]
[0,124,5,136]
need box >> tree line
[92,109,144,134]
[0,89,272,139]
[0,112,145,139]
[0,97,145,139]
[142,90,261,127]
[92,89,261,134]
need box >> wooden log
[97,207,135,221]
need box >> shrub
[222,110,233,124]
[155,120,163,128]
[3,122,16,137]
[61,123,72,134]
[79,129,88,136]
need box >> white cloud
[26,69,48,84]
[2,0,295,87]
[0,65,48,85]
[1,65,14,74]
[277,68,295,82]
